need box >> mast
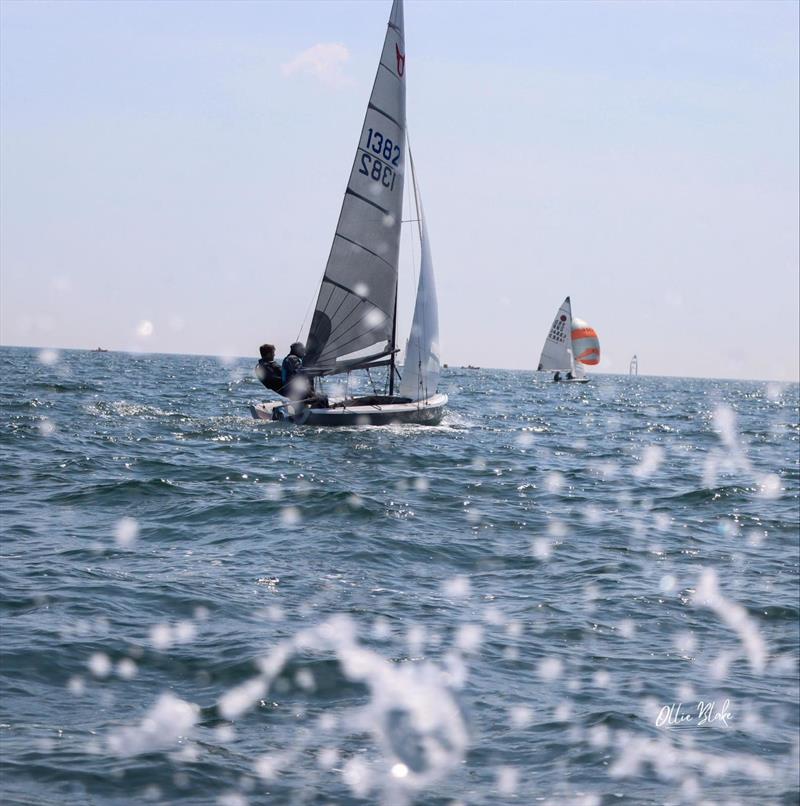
[302,0,406,375]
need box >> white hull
[250,393,448,426]
[536,374,590,384]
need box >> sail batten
[333,234,394,269]
[304,0,406,374]
[343,188,391,216]
[368,103,401,127]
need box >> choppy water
[1,346,798,805]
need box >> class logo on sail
[396,44,405,77]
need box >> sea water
[1,346,798,805]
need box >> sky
[1,0,798,381]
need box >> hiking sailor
[255,344,284,393]
[281,342,329,408]
[281,342,310,399]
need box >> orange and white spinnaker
[571,317,600,366]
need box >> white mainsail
[304,0,407,374]
[400,152,439,401]
[537,296,573,371]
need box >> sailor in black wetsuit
[281,342,329,408]
[255,344,284,394]
[281,342,308,399]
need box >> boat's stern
[249,400,312,423]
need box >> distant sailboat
[629,355,638,375]
[536,296,600,383]
[250,0,446,425]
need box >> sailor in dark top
[255,344,284,394]
[281,342,311,399]
[281,342,329,408]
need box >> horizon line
[1,342,798,386]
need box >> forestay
[537,296,574,371]
[304,0,407,374]
[399,153,440,401]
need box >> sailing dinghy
[536,296,600,383]
[250,0,446,426]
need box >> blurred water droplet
[509,705,533,728]
[633,445,664,479]
[758,473,781,498]
[88,653,111,678]
[538,657,562,682]
[217,793,248,806]
[496,765,519,795]
[365,309,386,328]
[281,506,301,526]
[455,624,482,654]
[659,575,677,594]
[150,624,173,650]
[342,756,371,797]
[516,431,534,448]
[318,747,339,769]
[108,693,199,756]
[442,575,470,599]
[544,472,564,493]
[37,348,59,366]
[116,658,137,680]
[114,516,139,547]
[263,483,282,501]
[391,762,409,778]
[532,537,552,560]
[136,320,154,338]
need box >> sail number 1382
[359,127,400,191]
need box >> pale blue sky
[1,0,798,380]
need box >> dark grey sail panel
[305,0,407,374]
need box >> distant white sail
[305,0,407,373]
[400,152,439,401]
[537,297,573,371]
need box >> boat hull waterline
[250,393,448,426]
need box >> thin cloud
[281,43,352,89]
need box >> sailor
[282,342,309,399]
[553,371,561,382]
[281,342,330,408]
[255,344,284,393]
[566,371,574,381]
